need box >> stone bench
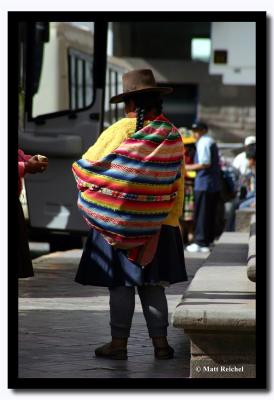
[247,214,256,282]
[235,208,256,232]
[172,232,256,378]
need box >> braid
[135,107,146,132]
[133,93,164,133]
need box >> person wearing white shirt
[232,136,256,176]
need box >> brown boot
[95,337,128,360]
[152,337,174,360]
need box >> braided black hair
[131,93,163,132]
[136,107,146,132]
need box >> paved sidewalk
[18,250,208,379]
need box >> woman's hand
[25,155,48,174]
[37,154,48,163]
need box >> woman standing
[73,69,187,360]
[18,150,48,278]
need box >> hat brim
[109,87,173,104]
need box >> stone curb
[247,214,256,282]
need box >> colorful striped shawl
[72,114,184,266]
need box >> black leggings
[109,285,169,338]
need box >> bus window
[104,62,125,127]
[32,22,94,118]
[111,69,118,122]
[68,48,93,110]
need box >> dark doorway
[160,83,198,128]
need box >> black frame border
[9,10,267,390]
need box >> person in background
[185,122,221,253]
[215,148,238,238]
[225,144,256,231]
[178,128,196,245]
[232,135,256,176]
[18,149,48,278]
[238,144,256,209]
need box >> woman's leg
[137,285,169,339]
[95,286,135,359]
[109,286,135,340]
[137,285,174,358]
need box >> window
[104,63,125,127]
[191,38,211,62]
[68,49,93,110]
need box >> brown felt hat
[109,69,173,104]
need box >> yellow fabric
[82,117,184,227]
[186,171,196,179]
[183,137,196,144]
[179,128,196,144]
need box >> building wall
[210,22,256,85]
[122,57,255,141]
[112,21,210,60]
[198,72,255,142]
[111,21,255,142]
[198,104,256,142]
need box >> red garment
[18,149,31,195]
[184,152,193,165]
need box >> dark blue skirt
[75,225,188,287]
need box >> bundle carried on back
[72,114,184,265]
